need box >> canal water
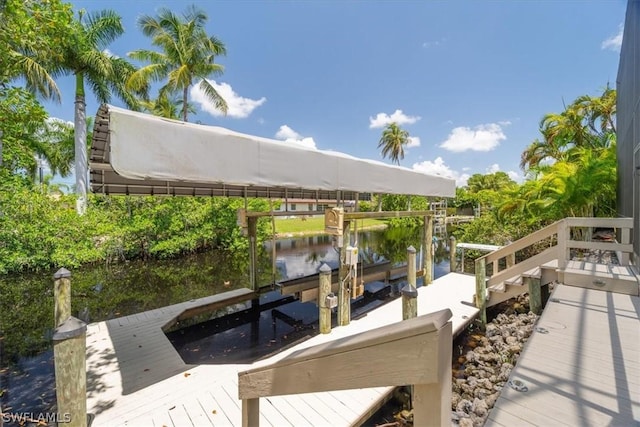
[0,227,451,420]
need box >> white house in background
[273,198,355,213]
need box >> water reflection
[0,226,450,419]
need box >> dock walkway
[486,284,640,426]
[86,273,478,426]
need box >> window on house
[308,203,314,211]
[290,203,296,211]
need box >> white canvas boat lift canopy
[90,104,455,200]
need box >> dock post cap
[407,245,416,253]
[54,267,71,279]
[319,263,332,273]
[52,316,87,341]
[401,283,418,298]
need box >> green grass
[271,216,387,235]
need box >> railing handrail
[478,216,633,270]
[473,216,635,323]
[238,309,453,427]
[479,219,562,265]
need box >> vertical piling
[423,216,433,284]
[449,236,457,273]
[52,269,87,427]
[53,316,87,427]
[54,268,72,328]
[475,258,487,328]
[527,277,542,315]
[402,246,418,320]
[338,221,351,326]
[318,263,332,334]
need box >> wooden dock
[86,273,479,426]
[486,284,640,426]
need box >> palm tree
[0,0,74,167]
[59,9,146,214]
[139,90,196,120]
[520,88,617,172]
[378,122,410,165]
[127,6,228,122]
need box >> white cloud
[422,38,446,49]
[275,125,317,149]
[601,24,623,51]
[508,170,522,182]
[487,163,500,174]
[103,48,118,58]
[406,136,421,148]
[369,109,421,129]
[190,80,266,118]
[439,122,507,152]
[486,163,523,182]
[412,157,470,187]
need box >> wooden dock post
[423,216,433,285]
[242,398,259,427]
[402,246,418,320]
[53,316,87,427]
[475,258,487,328]
[449,236,457,273]
[248,217,258,291]
[54,268,71,327]
[338,221,351,326]
[318,263,332,334]
[527,277,542,315]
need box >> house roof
[90,105,455,199]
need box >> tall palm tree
[59,9,145,214]
[127,6,228,122]
[378,122,410,165]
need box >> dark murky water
[0,227,451,422]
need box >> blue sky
[45,0,626,187]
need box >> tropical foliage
[127,5,228,121]
[0,181,271,275]
[454,87,617,246]
[58,8,146,213]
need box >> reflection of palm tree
[305,250,327,265]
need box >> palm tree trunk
[182,86,189,122]
[74,73,88,215]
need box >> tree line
[0,1,618,274]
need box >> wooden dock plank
[298,393,354,426]
[196,391,233,427]
[276,393,334,425]
[167,403,195,427]
[263,396,314,426]
[86,274,479,426]
[486,407,538,427]
[489,284,640,426]
[260,397,294,427]
[205,389,239,427]
[180,399,214,427]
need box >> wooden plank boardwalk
[86,273,479,426]
[486,284,640,427]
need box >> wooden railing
[474,217,634,323]
[238,309,453,427]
